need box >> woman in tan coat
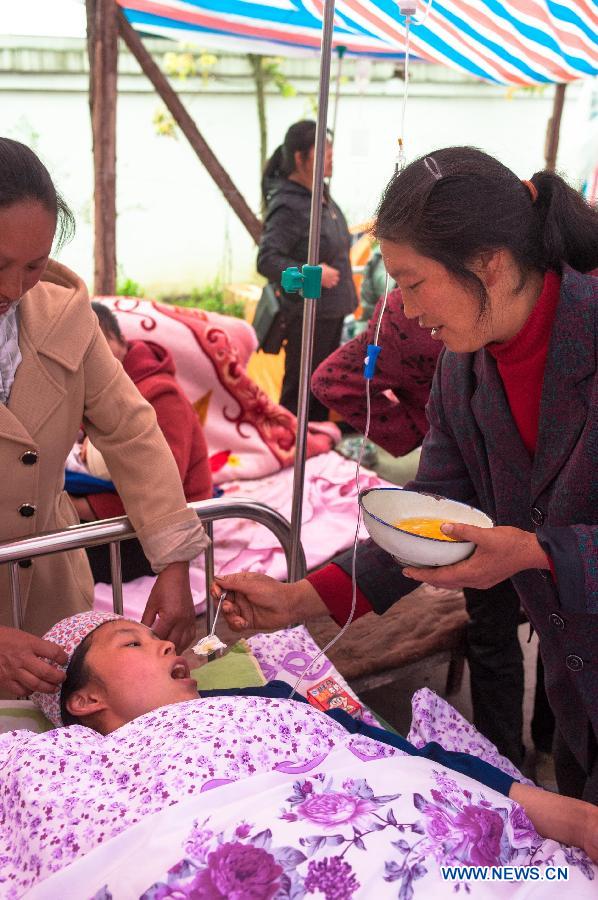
[0,138,208,698]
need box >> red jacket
[311,289,441,457]
[88,340,212,519]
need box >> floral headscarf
[31,610,121,727]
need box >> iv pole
[330,44,347,151]
[287,0,337,581]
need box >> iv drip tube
[330,44,346,153]
[288,0,337,582]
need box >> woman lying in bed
[4,611,595,896]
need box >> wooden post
[544,83,567,172]
[86,0,118,295]
[117,8,263,244]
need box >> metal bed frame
[0,499,306,632]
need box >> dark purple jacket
[335,268,598,772]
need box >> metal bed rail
[0,498,306,631]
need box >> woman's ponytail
[261,120,318,207]
[531,171,598,274]
[375,147,598,315]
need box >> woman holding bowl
[217,146,598,803]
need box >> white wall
[0,57,588,294]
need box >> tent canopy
[118,1,598,86]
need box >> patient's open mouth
[170,659,191,680]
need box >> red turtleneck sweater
[309,272,561,625]
[486,270,561,455]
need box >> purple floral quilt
[27,748,595,899]
[4,627,596,898]
[248,627,530,784]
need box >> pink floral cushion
[94,298,337,482]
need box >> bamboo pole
[248,54,267,176]
[248,54,268,216]
[116,7,262,244]
[544,83,567,172]
[86,0,118,295]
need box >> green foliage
[114,276,244,318]
[261,57,297,98]
[304,95,319,117]
[160,281,245,319]
[154,46,220,138]
[505,84,548,99]
[163,47,218,83]
[116,274,145,297]
[153,105,178,139]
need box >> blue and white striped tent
[118,0,598,86]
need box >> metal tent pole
[288,0,337,581]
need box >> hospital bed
[0,497,304,633]
[1,505,596,898]
[1,495,467,728]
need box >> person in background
[338,247,394,343]
[359,246,394,325]
[218,146,598,802]
[70,303,213,583]
[257,120,357,421]
[0,138,208,699]
[312,287,438,458]
[311,287,554,775]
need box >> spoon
[210,590,226,637]
[192,590,228,658]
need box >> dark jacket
[88,340,212,519]
[335,268,598,773]
[257,178,357,320]
[311,288,441,456]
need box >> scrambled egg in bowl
[393,517,458,542]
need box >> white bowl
[359,487,493,568]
